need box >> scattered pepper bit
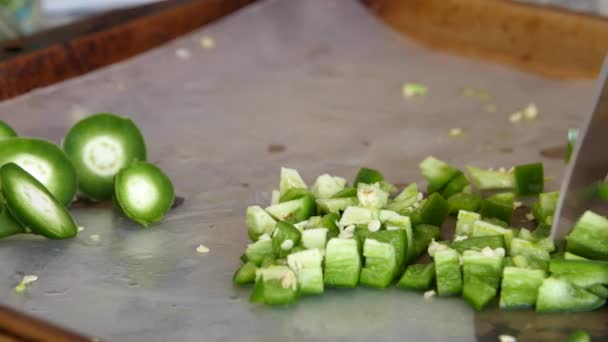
[461,87,490,101]
[402,83,428,97]
[523,103,538,120]
[423,289,436,299]
[77,226,85,232]
[175,48,192,60]
[498,334,517,342]
[509,111,523,123]
[525,213,535,221]
[449,128,464,137]
[196,244,210,254]
[14,275,38,293]
[90,234,100,242]
[200,36,215,49]
[513,201,523,209]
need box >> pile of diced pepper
[234,157,608,313]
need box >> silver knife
[551,55,608,240]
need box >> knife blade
[551,55,608,240]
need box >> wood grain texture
[363,0,608,79]
[0,0,255,101]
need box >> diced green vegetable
[316,197,358,214]
[549,259,608,288]
[419,157,460,193]
[566,210,608,260]
[0,120,17,139]
[63,113,146,201]
[453,235,505,253]
[379,180,398,195]
[397,263,435,290]
[353,167,384,187]
[462,249,503,289]
[499,267,546,309]
[566,128,578,164]
[369,229,408,274]
[441,172,469,198]
[531,191,559,224]
[324,238,361,288]
[434,248,462,296]
[250,275,265,303]
[447,193,482,215]
[245,238,274,266]
[339,206,379,226]
[272,221,302,258]
[279,188,311,203]
[311,174,347,199]
[472,220,513,251]
[0,204,24,239]
[246,206,277,241]
[266,194,316,223]
[360,239,397,288]
[270,190,280,205]
[567,330,591,342]
[413,224,441,257]
[393,183,419,203]
[287,248,324,295]
[279,167,307,197]
[301,228,328,250]
[564,252,588,261]
[510,238,550,271]
[513,162,544,196]
[357,183,388,209]
[419,193,449,226]
[321,213,341,238]
[331,187,357,198]
[1,163,77,239]
[480,192,514,224]
[467,166,514,190]
[536,277,605,313]
[233,262,258,285]
[588,284,608,299]
[456,210,481,236]
[463,275,497,311]
[254,266,298,305]
[0,137,77,206]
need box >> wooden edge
[362,0,608,79]
[0,304,92,342]
[0,0,256,101]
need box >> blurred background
[0,0,607,42]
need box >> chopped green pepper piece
[246,205,277,241]
[441,172,469,198]
[254,266,298,305]
[311,174,347,199]
[233,262,258,285]
[434,248,462,296]
[480,192,514,224]
[393,183,419,203]
[245,239,274,266]
[472,220,514,252]
[301,228,328,250]
[339,206,379,226]
[566,210,608,260]
[331,187,357,198]
[0,204,24,239]
[587,284,608,299]
[499,266,546,309]
[0,120,17,139]
[513,162,544,196]
[447,193,482,215]
[279,188,311,203]
[419,193,449,226]
[453,235,505,253]
[536,277,605,313]
[266,194,316,223]
[360,238,397,288]
[316,197,358,214]
[549,259,608,288]
[321,213,341,238]
[456,210,481,236]
[566,128,578,164]
[567,330,591,342]
[354,167,384,187]
[467,166,514,190]
[510,238,550,271]
[272,221,302,258]
[369,229,408,274]
[419,157,460,193]
[279,167,307,197]
[413,224,441,257]
[531,191,559,224]
[564,252,588,261]
[324,238,361,288]
[287,248,324,295]
[462,275,497,311]
[357,183,389,209]
[250,275,265,303]
[397,263,435,290]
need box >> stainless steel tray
[0,0,603,340]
